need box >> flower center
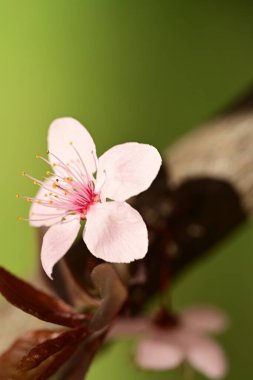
[152,307,179,330]
[17,145,101,224]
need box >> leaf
[0,329,60,379]
[59,264,128,379]
[18,327,87,371]
[0,328,87,380]
[34,342,81,380]
[90,263,128,332]
[0,267,88,327]
[57,260,100,309]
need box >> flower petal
[29,177,66,227]
[136,338,184,370]
[48,117,97,177]
[186,336,228,379]
[84,202,148,262]
[41,217,81,279]
[97,143,162,201]
[180,306,229,333]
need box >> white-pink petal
[84,201,148,263]
[97,143,162,202]
[136,338,184,370]
[41,216,81,279]
[181,306,229,333]
[29,177,65,227]
[48,117,97,177]
[186,336,228,379]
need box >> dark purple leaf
[90,263,128,332]
[34,342,81,380]
[0,267,88,327]
[18,327,87,371]
[57,260,100,309]
[0,328,86,380]
[59,264,128,379]
[0,329,60,379]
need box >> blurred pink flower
[22,118,161,278]
[110,306,229,379]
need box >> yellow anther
[49,192,53,195]
[67,177,73,182]
[69,141,73,145]
[21,171,26,176]
[52,183,57,189]
[16,216,23,221]
[37,200,42,204]
[35,154,40,159]
[33,181,38,185]
[26,197,31,202]
[49,200,53,204]
[46,170,51,176]
[53,163,57,167]
[46,150,49,154]
[15,193,20,198]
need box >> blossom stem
[181,362,195,380]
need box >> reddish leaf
[0,266,127,380]
[59,264,128,379]
[34,342,80,380]
[90,263,128,332]
[0,329,60,379]
[58,338,101,380]
[18,327,88,371]
[57,260,100,309]
[0,267,88,327]
[0,328,86,380]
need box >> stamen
[20,145,100,226]
[37,154,54,167]
[47,150,83,185]
[69,142,91,181]
[21,172,63,198]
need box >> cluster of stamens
[17,143,100,224]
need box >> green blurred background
[1,1,253,379]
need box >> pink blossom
[20,118,161,278]
[110,306,229,379]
